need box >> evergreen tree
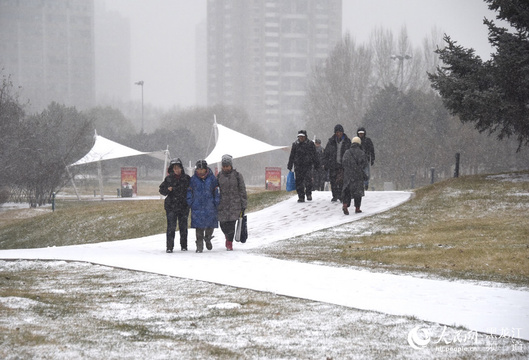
[428,0,529,150]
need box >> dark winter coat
[217,169,247,222]
[186,167,220,228]
[357,127,375,165]
[159,168,190,213]
[323,133,352,170]
[287,139,320,171]
[342,143,367,198]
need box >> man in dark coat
[357,127,375,190]
[159,158,191,252]
[287,130,320,202]
[341,137,367,215]
[323,124,352,202]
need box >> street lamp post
[390,54,412,90]
[134,80,144,133]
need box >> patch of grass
[1,261,526,359]
[257,171,529,287]
[0,189,290,249]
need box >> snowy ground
[1,190,529,358]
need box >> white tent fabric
[69,134,165,167]
[204,123,289,165]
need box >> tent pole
[66,166,81,201]
[213,115,220,174]
[162,146,169,181]
[97,160,104,200]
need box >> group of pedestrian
[159,155,247,253]
[159,124,373,253]
[287,124,375,215]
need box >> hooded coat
[159,160,190,213]
[186,167,220,228]
[357,127,375,165]
[217,168,247,222]
[342,143,367,199]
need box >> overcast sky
[103,0,499,109]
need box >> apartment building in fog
[207,0,342,128]
[0,0,95,112]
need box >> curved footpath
[1,191,528,341]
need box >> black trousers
[166,210,188,250]
[220,220,237,242]
[342,186,362,208]
[329,167,344,199]
[294,167,313,199]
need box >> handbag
[286,171,296,192]
[235,214,248,243]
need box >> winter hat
[315,138,321,144]
[221,154,233,167]
[297,130,307,137]
[169,158,183,171]
[334,124,344,133]
[357,127,366,136]
[195,159,208,169]
[352,136,362,145]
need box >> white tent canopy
[204,123,289,165]
[69,134,165,167]
[67,131,169,200]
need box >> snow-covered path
[1,191,528,340]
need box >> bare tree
[305,32,374,139]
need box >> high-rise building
[94,0,131,105]
[195,19,207,106]
[0,0,95,113]
[207,0,342,129]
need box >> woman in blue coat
[187,159,220,253]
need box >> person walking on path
[287,130,320,203]
[217,154,247,251]
[341,137,368,215]
[313,139,326,191]
[159,158,191,252]
[187,159,220,253]
[323,124,352,202]
[357,127,375,190]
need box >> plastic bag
[286,171,296,192]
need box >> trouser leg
[341,186,351,207]
[220,221,236,242]
[166,210,177,251]
[294,169,306,199]
[364,163,371,190]
[195,228,204,252]
[305,168,313,197]
[204,228,214,250]
[330,167,344,199]
[177,211,188,250]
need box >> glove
[241,209,245,217]
[288,168,292,172]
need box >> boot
[342,204,349,215]
[355,207,362,213]
[226,240,233,251]
[195,240,203,253]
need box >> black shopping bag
[235,215,248,243]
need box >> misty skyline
[103,0,498,110]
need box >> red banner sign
[121,167,137,197]
[265,167,282,190]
